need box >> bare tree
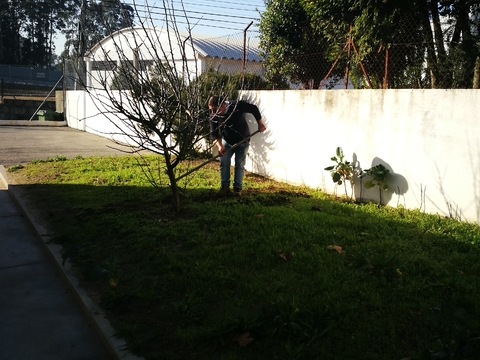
[79,1,213,211]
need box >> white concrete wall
[243,89,480,224]
[65,91,86,131]
[66,89,480,224]
[66,90,159,146]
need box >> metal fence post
[242,21,253,90]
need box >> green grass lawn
[8,154,480,360]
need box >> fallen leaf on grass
[279,252,295,261]
[232,332,254,347]
[327,245,344,254]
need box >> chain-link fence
[63,59,79,90]
[0,64,62,89]
[193,18,480,90]
[255,11,480,90]
[8,11,474,95]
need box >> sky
[138,0,265,35]
[54,0,266,55]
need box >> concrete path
[0,126,144,359]
[0,126,128,167]
[0,177,112,359]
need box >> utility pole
[75,0,87,89]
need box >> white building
[83,26,264,89]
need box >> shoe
[233,187,242,197]
[216,186,231,196]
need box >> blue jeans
[219,140,250,189]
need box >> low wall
[0,98,56,120]
[66,89,480,224]
[65,90,159,145]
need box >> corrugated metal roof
[192,37,262,62]
[85,27,263,63]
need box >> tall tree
[258,0,480,89]
[437,0,480,88]
[0,0,134,65]
[303,0,425,88]
[0,0,23,64]
[0,0,78,67]
[62,0,134,60]
[259,0,333,88]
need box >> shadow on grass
[9,180,480,360]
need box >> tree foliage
[62,0,134,60]
[0,0,77,67]
[0,0,133,68]
[193,67,270,103]
[259,0,334,89]
[258,0,480,89]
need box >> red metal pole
[351,40,373,89]
[319,41,349,89]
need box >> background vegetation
[0,0,133,67]
[3,0,480,89]
[259,0,480,89]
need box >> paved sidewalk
[0,126,129,167]
[0,176,112,359]
[0,126,144,359]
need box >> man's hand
[258,119,267,133]
[216,140,226,155]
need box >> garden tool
[175,130,260,181]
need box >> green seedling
[361,163,390,204]
[325,147,357,199]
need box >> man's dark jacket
[209,100,261,145]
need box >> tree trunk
[456,2,476,88]
[429,0,450,88]
[429,1,446,60]
[473,56,480,89]
[419,1,439,88]
[161,137,181,212]
[168,171,181,213]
